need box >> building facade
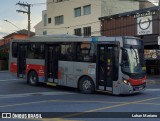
[99,6,160,75]
[0,29,35,70]
[0,29,35,52]
[34,0,139,36]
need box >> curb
[147,80,160,85]
[0,70,9,73]
[147,77,160,85]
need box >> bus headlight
[123,80,128,84]
[123,79,131,86]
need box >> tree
[0,52,9,60]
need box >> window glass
[83,26,91,36]
[83,5,91,15]
[12,42,18,57]
[77,42,96,62]
[43,31,47,35]
[55,15,64,25]
[44,14,47,26]
[74,7,81,17]
[48,18,51,24]
[60,43,74,61]
[74,28,81,36]
[27,43,45,59]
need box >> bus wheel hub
[83,80,91,90]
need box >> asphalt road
[0,72,160,121]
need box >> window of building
[57,0,63,2]
[27,43,45,59]
[53,0,66,3]
[83,26,91,36]
[74,28,81,36]
[83,5,91,15]
[44,14,47,26]
[55,15,64,25]
[74,7,81,17]
[43,31,47,35]
[48,18,51,24]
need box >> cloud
[0,32,8,39]
[0,0,45,37]
[0,25,9,39]
[0,32,8,35]
[0,17,37,39]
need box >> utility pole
[16,2,31,37]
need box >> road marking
[58,96,160,118]
[0,99,127,108]
[137,102,160,106]
[146,89,160,92]
[0,97,160,121]
[39,118,78,121]
[0,91,75,99]
[0,79,18,82]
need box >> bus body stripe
[26,64,45,77]
[128,77,146,86]
[10,62,17,73]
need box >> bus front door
[17,44,27,78]
[45,45,59,83]
[96,44,118,93]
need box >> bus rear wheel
[79,76,95,94]
[28,71,39,86]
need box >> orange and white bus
[9,35,146,95]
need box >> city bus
[9,35,146,95]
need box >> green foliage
[0,52,9,60]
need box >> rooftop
[3,29,35,38]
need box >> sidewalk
[0,70,8,73]
[147,76,160,85]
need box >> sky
[0,0,46,39]
[0,0,159,39]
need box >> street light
[4,20,21,30]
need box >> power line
[35,21,100,30]
[3,20,21,30]
[31,0,159,7]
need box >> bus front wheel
[28,71,39,86]
[79,76,95,94]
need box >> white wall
[101,0,139,17]
[35,0,139,36]
[34,10,47,35]
[44,0,102,36]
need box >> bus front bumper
[120,82,146,94]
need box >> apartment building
[34,0,139,36]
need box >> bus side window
[76,42,96,62]
[60,43,74,61]
[27,43,44,59]
[12,42,18,57]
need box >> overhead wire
[17,0,160,33]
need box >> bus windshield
[121,47,145,74]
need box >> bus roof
[11,34,139,43]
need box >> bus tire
[28,71,39,86]
[79,76,95,94]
